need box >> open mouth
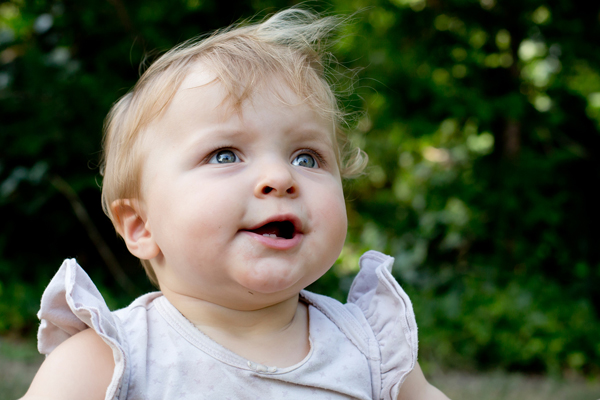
[248,220,296,239]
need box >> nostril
[262,186,273,195]
[286,187,295,194]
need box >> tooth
[262,234,277,238]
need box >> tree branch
[50,175,138,296]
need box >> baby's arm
[20,328,114,400]
[397,361,450,400]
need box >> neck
[160,287,310,367]
[163,288,302,337]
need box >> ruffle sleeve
[348,251,418,400]
[37,259,129,400]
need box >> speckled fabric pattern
[37,251,417,400]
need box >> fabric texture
[37,251,418,400]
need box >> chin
[236,265,305,295]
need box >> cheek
[313,185,348,247]
[330,201,348,248]
[145,178,236,254]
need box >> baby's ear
[111,199,160,260]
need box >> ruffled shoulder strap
[348,250,418,400]
[37,259,129,400]
[300,289,381,400]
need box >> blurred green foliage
[1,0,599,376]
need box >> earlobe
[111,199,160,260]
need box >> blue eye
[292,153,317,168]
[210,150,238,164]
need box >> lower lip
[241,231,304,250]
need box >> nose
[254,162,298,198]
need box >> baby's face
[138,64,347,310]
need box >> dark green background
[1,0,599,376]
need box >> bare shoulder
[20,328,114,400]
[397,362,451,400]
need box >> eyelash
[203,146,327,167]
[295,148,327,168]
[203,146,240,163]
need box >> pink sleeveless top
[37,251,418,400]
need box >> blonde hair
[100,8,367,286]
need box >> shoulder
[397,362,450,400]
[22,329,114,400]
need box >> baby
[22,8,449,400]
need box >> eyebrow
[194,122,332,140]
[289,125,335,146]
[186,127,248,146]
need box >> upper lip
[243,213,303,233]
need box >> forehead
[142,62,336,149]
[141,62,336,149]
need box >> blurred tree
[328,0,600,375]
[1,0,599,375]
